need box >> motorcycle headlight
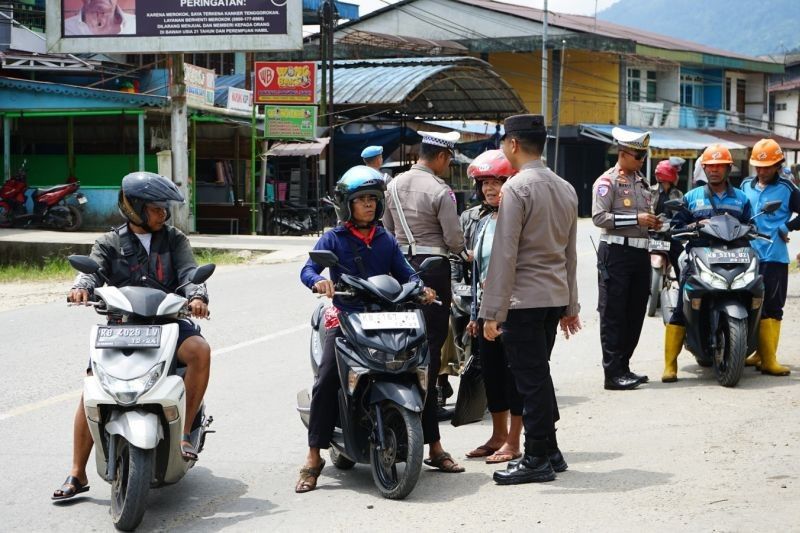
[695,260,728,290]
[93,361,165,406]
[731,259,758,290]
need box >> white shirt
[134,232,152,255]
[64,9,136,36]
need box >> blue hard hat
[361,145,383,159]
[334,166,386,223]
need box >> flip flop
[181,434,198,462]
[465,444,498,458]
[485,451,522,464]
[52,475,90,501]
[424,452,465,473]
[295,459,326,493]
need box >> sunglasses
[622,150,648,161]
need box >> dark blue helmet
[118,171,184,229]
[334,166,386,224]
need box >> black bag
[450,353,487,427]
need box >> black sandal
[52,475,90,501]
[424,452,465,473]
[181,434,198,462]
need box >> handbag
[450,351,487,427]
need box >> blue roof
[0,76,168,111]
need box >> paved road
[2,219,800,531]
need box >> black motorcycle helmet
[333,166,386,226]
[118,172,184,230]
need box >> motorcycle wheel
[713,315,747,387]
[61,205,83,232]
[369,402,423,500]
[110,437,153,532]
[329,447,356,470]
[647,267,662,317]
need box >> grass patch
[0,249,263,283]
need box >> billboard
[254,61,317,105]
[185,63,215,108]
[47,0,302,54]
[226,87,253,113]
[265,105,317,140]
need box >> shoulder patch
[448,189,457,203]
[597,184,610,197]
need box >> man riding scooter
[52,172,211,501]
[661,145,753,382]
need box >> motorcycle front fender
[369,381,424,413]
[712,299,748,320]
[105,409,164,450]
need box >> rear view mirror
[663,199,686,213]
[762,200,781,214]
[418,256,443,273]
[309,250,340,268]
[191,264,216,284]
[68,255,100,275]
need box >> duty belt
[401,244,448,257]
[600,235,649,249]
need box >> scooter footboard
[369,381,424,413]
[106,410,164,450]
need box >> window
[736,79,746,114]
[680,74,704,108]
[776,102,788,111]
[627,68,657,103]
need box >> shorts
[86,319,203,374]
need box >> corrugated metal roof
[0,76,168,110]
[712,131,800,151]
[580,124,747,151]
[266,137,330,157]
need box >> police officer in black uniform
[592,127,661,390]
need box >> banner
[265,105,317,140]
[185,64,215,108]
[254,61,317,105]
[47,1,302,54]
[226,87,253,113]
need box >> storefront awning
[266,138,330,157]
[579,124,747,154]
[710,130,800,151]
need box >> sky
[353,0,621,17]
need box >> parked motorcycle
[662,199,780,387]
[297,250,441,499]
[647,234,676,317]
[0,160,87,230]
[67,255,215,531]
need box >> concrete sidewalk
[0,228,320,265]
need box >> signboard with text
[47,1,302,54]
[226,87,253,113]
[185,63,215,108]
[254,61,317,105]
[265,105,317,140]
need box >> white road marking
[0,323,307,422]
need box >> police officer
[592,127,660,390]
[480,114,581,485]
[383,130,469,473]
[361,145,390,182]
[741,139,800,376]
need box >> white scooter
[68,255,215,531]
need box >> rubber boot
[758,319,790,376]
[744,351,761,369]
[661,324,685,383]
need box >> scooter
[0,160,87,230]
[297,250,441,500]
[67,255,215,531]
[663,199,780,387]
[647,233,676,317]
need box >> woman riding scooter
[651,159,684,279]
[295,166,448,493]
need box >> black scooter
[297,250,441,499]
[664,199,780,387]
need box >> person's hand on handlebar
[188,298,209,319]
[419,286,437,304]
[313,279,335,299]
[67,288,90,304]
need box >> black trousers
[501,307,562,441]
[307,327,341,449]
[597,242,650,378]
[760,262,788,320]
[410,255,451,445]
[478,318,523,416]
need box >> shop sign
[185,63,216,108]
[265,105,317,139]
[254,61,317,104]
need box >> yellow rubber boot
[744,351,761,368]
[759,318,791,376]
[662,324,685,383]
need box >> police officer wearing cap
[592,127,661,390]
[361,145,390,182]
[383,130,468,473]
[480,114,581,485]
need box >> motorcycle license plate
[359,312,420,330]
[707,250,751,264]
[648,240,671,252]
[77,196,88,204]
[96,325,161,349]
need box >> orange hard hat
[749,138,784,167]
[700,144,733,166]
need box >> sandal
[485,451,522,464]
[295,459,326,493]
[465,444,498,458]
[424,452,465,473]
[181,434,198,462]
[52,475,90,501]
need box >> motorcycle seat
[35,184,72,196]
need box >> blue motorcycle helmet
[118,171,184,230]
[334,165,386,226]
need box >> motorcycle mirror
[309,250,340,268]
[762,200,781,214]
[68,254,100,275]
[417,256,444,273]
[191,263,216,284]
[663,199,687,213]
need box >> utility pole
[554,39,566,174]
[541,0,548,122]
[169,54,191,233]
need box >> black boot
[508,432,568,472]
[493,440,555,485]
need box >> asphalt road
[2,219,800,532]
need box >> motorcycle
[0,160,87,230]
[647,233,677,317]
[662,199,780,387]
[297,250,441,500]
[67,255,215,531]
